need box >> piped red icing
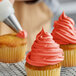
[52,11,76,44]
[16,30,27,39]
[26,28,64,67]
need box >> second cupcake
[52,11,76,67]
[25,28,64,76]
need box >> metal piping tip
[3,14,23,33]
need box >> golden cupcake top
[25,62,61,70]
[0,33,27,47]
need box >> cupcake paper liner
[60,44,76,67]
[0,45,26,63]
[26,66,61,76]
[62,50,76,67]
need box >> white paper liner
[0,45,26,63]
[26,66,61,76]
[62,50,76,67]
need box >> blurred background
[44,0,76,30]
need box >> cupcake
[52,11,76,67]
[0,32,27,63]
[25,28,64,76]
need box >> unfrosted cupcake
[0,31,27,63]
[52,11,76,67]
[25,28,64,76]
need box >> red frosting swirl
[26,28,64,67]
[16,30,27,39]
[52,11,76,44]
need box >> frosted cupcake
[52,11,76,67]
[0,31,27,63]
[25,28,64,76]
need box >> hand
[10,0,15,4]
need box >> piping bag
[0,0,27,38]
